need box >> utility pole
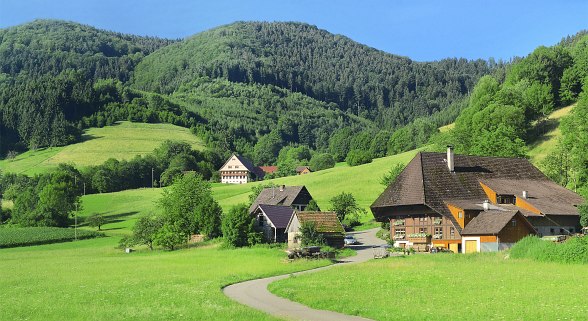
[151,168,154,188]
[74,176,78,241]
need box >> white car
[344,235,359,245]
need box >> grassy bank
[269,253,588,320]
[0,227,102,248]
[0,121,204,175]
[0,237,329,321]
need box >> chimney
[522,191,528,199]
[483,200,489,211]
[279,185,285,192]
[447,145,455,172]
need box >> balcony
[393,219,405,226]
[408,233,431,243]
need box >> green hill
[0,121,204,175]
[76,149,420,233]
[133,21,491,129]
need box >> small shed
[285,211,345,249]
[296,166,312,175]
[461,209,536,253]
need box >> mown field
[0,121,204,175]
[0,237,329,321]
[269,253,588,320]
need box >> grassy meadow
[72,148,418,235]
[528,104,574,164]
[0,121,204,175]
[269,253,588,320]
[0,237,330,321]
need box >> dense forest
[133,21,492,128]
[0,20,175,152]
[0,19,492,167]
[433,31,588,195]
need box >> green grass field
[0,122,204,175]
[0,237,329,321]
[269,253,588,320]
[212,149,420,215]
[528,104,574,164]
[75,149,418,235]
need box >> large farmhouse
[371,147,584,253]
[219,154,265,184]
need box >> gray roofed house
[248,185,315,214]
[252,204,295,243]
[371,147,582,253]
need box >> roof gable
[249,185,311,213]
[256,204,295,229]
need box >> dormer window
[497,195,515,204]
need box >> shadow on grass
[79,134,103,142]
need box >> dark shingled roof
[481,178,583,215]
[256,204,294,229]
[249,186,309,213]
[461,210,519,235]
[295,212,345,234]
[371,152,583,232]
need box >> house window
[497,195,515,204]
[458,211,463,218]
[258,215,264,227]
[550,228,555,234]
[394,228,406,239]
[434,227,443,239]
[570,228,575,233]
[560,228,565,234]
[228,166,232,169]
[450,227,455,238]
[419,227,428,234]
[511,219,517,227]
[235,165,239,168]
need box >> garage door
[465,240,478,253]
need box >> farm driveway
[223,228,386,321]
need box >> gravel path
[223,228,387,321]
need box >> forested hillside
[133,21,492,128]
[437,30,588,196]
[0,20,175,152]
[0,19,493,169]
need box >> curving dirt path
[223,228,386,321]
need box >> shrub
[510,235,588,264]
[0,227,102,248]
[309,153,335,171]
[345,149,373,166]
[222,204,256,247]
[154,223,187,251]
[299,221,325,247]
[132,214,164,250]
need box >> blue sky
[0,0,586,61]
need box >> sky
[0,0,587,61]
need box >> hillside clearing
[528,104,574,164]
[0,122,204,175]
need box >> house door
[465,240,478,253]
[449,243,459,253]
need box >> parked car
[344,235,359,245]
[430,247,453,253]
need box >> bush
[154,224,187,251]
[222,204,256,247]
[345,149,373,166]
[510,235,588,264]
[0,227,102,248]
[309,153,336,171]
[299,221,325,247]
